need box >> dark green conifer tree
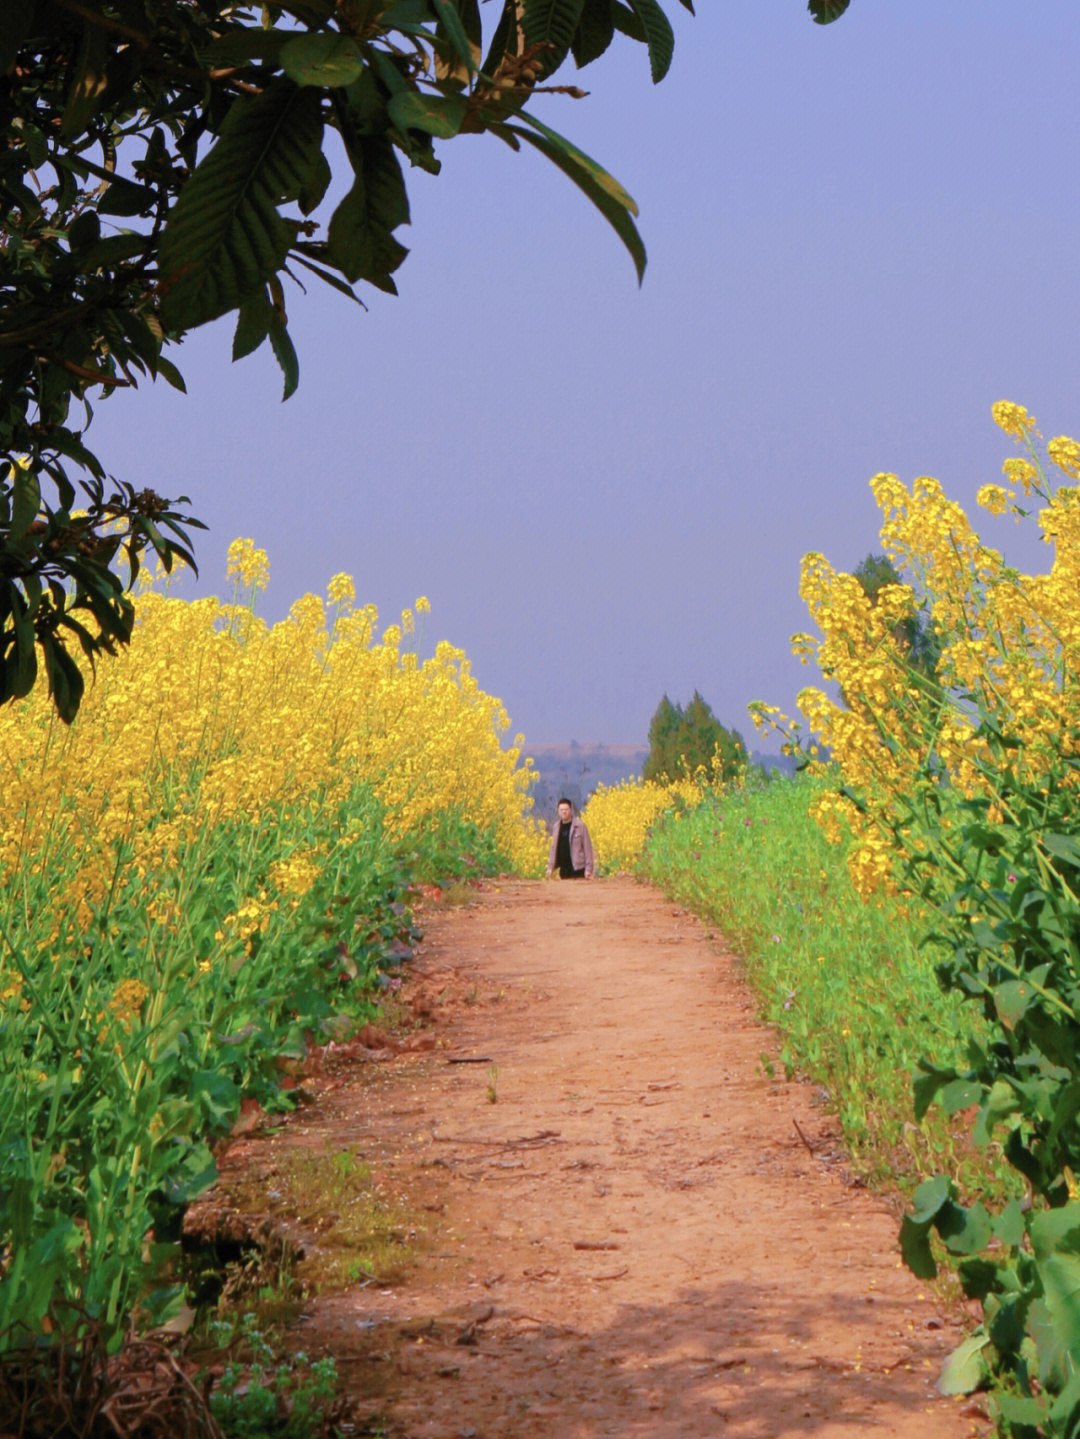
[643,692,747,782]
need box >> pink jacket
[547,816,595,877]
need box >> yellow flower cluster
[583,775,705,872]
[756,404,1080,896]
[226,537,270,592]
[0,546,547,924]
[108,977,150,1027]
[268,850,321,900]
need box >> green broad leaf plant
[891,719,1080,1435]
[1,0,705,720]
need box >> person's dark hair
[557,797,574,810]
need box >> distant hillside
[521,742,799,828]
[524,743,648,824]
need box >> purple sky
[89,4,1080,749]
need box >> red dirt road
[252,877,989,1437]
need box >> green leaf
[973,1079,1020,1145]
[899,1214,937,1280]
[480,0,514,75]
[1029,1286,1080,1391]
[80,233,150,271]
[936,1201,993,1257]
[572,0,615,68]
[379,0,436,27]
[159,81,325,331]
[111,309,161,372]
[808,0,851,22]
[431,0,477,77]
[522,0,587,78]
[68,210,101,254]
[40,633,85,724]
[300,147,332,214]
[387,90,469,138]
[97,176,156,218]
[1047,1081,1080,1160]
[995,980,1033,1030]
[6,584,38,702]
[610,0,646,41]
[1049,1371,1080,1429]
[913,1060,957,1120]
[280,0,339,20]
[13,118,48,170]
[61,18,110,136]
[56,610,101,661]
[201,28,292,66]
[371,49,410,96]
[957,1258,1000,1303]
[996,1394,1048,1427]
[909,1174,952,1224]
[267,309,299,400]
[1,3,36,75]
[154,357,187,392]
[936,1333,990,1396]
[280,33,366,87]
[1029,1204,1080,1264]
[515,110,637,212]
[993,1200,1026,1250]
[232,288,273,361]
[510,120,645,282]
[939,1078,981,1114]
[10,465,41,542]
[290,252,364,300]
[327,137,409,290]
[1043,832,1080,867]
[626,0,674,82]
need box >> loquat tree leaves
[626,0,675,82]
[2,0,702,718]
[159,81,328,332]
[522,0,588,80]
[807,0,851,21]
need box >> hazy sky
[89,3,1080,748]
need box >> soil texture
[212,877,989,1438]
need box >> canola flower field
[7,401,1080,1433]
[0,542,546,1347]
[590,404,1080,1435]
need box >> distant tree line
[643,691,747,782]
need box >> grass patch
[640,771,1017,1203]
[217,1147,419,1305]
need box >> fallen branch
[793,1118,816,1155]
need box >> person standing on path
[547,797,595,880]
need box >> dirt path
[222,877,989,1438]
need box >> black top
[555,819,575,877]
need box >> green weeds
[202,1313,340,1438]
[640,772,1015,1200]
[0,783,503,1361]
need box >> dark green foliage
[2,0,688,721]
[853,552,942,683]
[637,773,987,1186]
[0,780,517,1353]
[887,720,1080,1433]
[643,689,747,781]
[807,0,850,21]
